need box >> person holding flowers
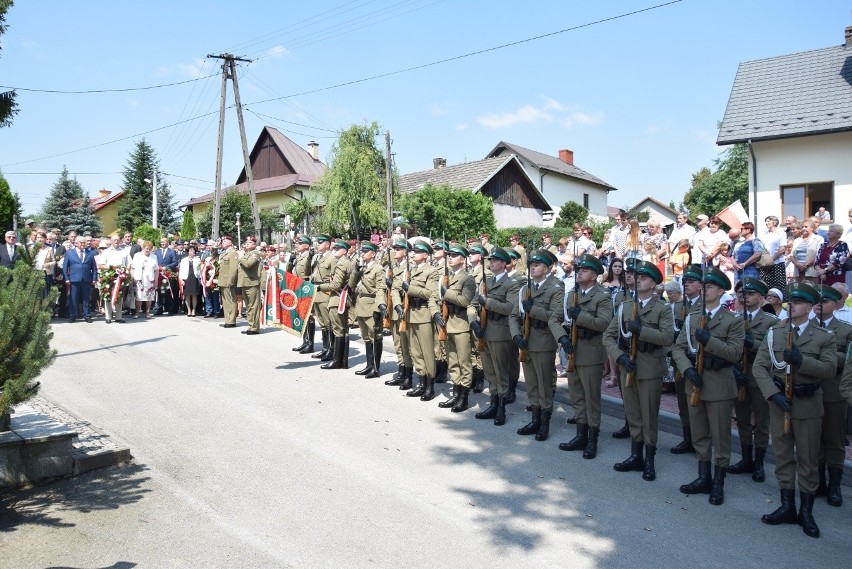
[131,240,159,318]
[97,235,131,323]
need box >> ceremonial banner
[264,267,315,336]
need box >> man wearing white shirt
[668,212,696,263]
[691,214,711,264]
[99,236,129,323]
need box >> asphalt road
[1,314,850,568]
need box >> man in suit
[753,283,836,538]
[671,267,744,506]
[436,244,476,411]
[1,230,22,268]
[218,235,239,328]
[154,237,178,314]
[64,235,98,323]
[237,236,263,335]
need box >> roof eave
[717,125,852,146]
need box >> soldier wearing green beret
[811,284,852,507]
[510,249,565,441]
[309,235,336,361]
[403,240,441,400]
[753,282,836,538]
[385,240,414,389]
[603,261,674,480]
[558,255,614,460]
[350,241,387,378]
[727,278,776,482]
[671,267,744,506]
[292,235,317,353]
[319,240,354,370]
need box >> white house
[717,26,852,226]
[630,196,679,229]
[485,141,617,226]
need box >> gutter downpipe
[748,139,758,225]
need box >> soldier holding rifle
[349,241,387,379]
[671,267,743,506]
[403,240,440,401]
[319,240,354,370]
[291,235,316,353]
[308,235,336,362]
[385,239,414,389]
[467,243,492,394]
[669,264,703,454]
[603,261,673,480]
[753,282,835,538]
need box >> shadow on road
[45,563,137,569]
[0,463,151,534]
[56,336,179,358]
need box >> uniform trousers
[446,331,472,388]
[313,292,331,329]
[769,406,821,493]
[220,285,237,325]
[733,382,770,448]
[357,316,377,344]
[523,350,556,412]
[820,400,848,468]
[392,319,412,367]
[484,340,512,396]
[688,398,734,467]
[621,375,663,446]
[327,295,347,336]
[567,363,604,428]
[674,378,691,427]
[243,284,260,331]
[409,320,436,378]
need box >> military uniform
[603,262,674,480]
[218,242,239,326]
[291,237,316,353]
[753,283,836,538]
[318,241,354,369]
[404,241,440,400]
[670,264,705,454]
[237,243,263,333]
[310,235,336,361]
[431,243,450,382]
[466,247,493,393]
[509,249,565,441]
[385,240,414,389]
[349,242,387,378]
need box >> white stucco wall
[749,131,852,225]
[637,201,677,228]
[494,203,542,228]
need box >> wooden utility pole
[207,53,260,241]
[385,130,393,238]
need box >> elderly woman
[815,224,849,286]
[31,231,56,298]
[131,240,158,318]
[731,221,764,284]
[179,245,202,316]
[789,219,821,282]
[645,220,668,277]
[764,287,787,320]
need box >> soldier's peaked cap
[624,257,639,272]
[360,241,378,252]
[448,245,469,257]
[489,247,511,263]
[506,249,521,260]
[469,244,487,256]
[682,264,703,282]
[576,254,604,275]
[315,234,332,243]
[704,267,731,291]
[412,240,433,254]
[392,239,411,251]
[297,235,312,245]
[816,284,842,303]
[636,260,663,284]
[529,249,557,267]
[333,239,351,250]
[742,278,768,296]
[787,282,819,304]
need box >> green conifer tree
[180,209,197,240]
[39,167,88,233]
[0,169,23,230]
[117,140,176,234]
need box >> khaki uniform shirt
[349,260,386,318]
[509,274,565,352]
[604,296,674,380]
[218,247,238,287]
[568,284,615,366]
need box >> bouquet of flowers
[97,267,118,300]
[200,258,219,295]
[157,267,176,295]
[97,266,132,302]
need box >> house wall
[189,185,314,230]
[637,201,677,228]
[751,131,852,225]
[95,200,121,236]
[494,203,542,228]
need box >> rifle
[398,230,411,333]
[739,273,748,401]
[626,268,639,387]
[382,245,393,329]
[783,311,794,434]
[477,249,488,351]
[566,238,579,373]
[438,231,449,341]
[675,292,688,382]
[519,239,533,363]
[690,261,707,407]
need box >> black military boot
[438,385,461,408]
[366,339,382,379]
[709,465,726,505]
[816,462,828,496]
[298,319,316,353]
[292,326,309,351]
[583,427,600,459]
[727,443,754,474]
[311,328,327,358]
[420,376,436,401]
[611,420,630,439]
[504,385,517,404]
[797,492,820,538]
[475,393,498,419]
[752,447,766,482]
[320,329,336,362]
[679,460,713,494]
[642,445,657,481]
[614,441,645,472]
[342,334,350,369]
[762,488,797,525]
[451,387,470,413]
[494,395,507,426]
[535,410,552,441]
[517,407,542,436]
[386,365,405,386]
[559,423,589,451]
[472,368,485,393]
[406,373,426,397]
[355,344,375,375]
[398,366,413,390]
[434,360,448,383]
[670,426,695,454]
[827,467,844,507]
[320,336,345,369]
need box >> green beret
[507,249,521,260]
[816,284,842,303]
[576,254,604,275]
[391,239,410,251]
[360,241,378,253]
[297,235,312,245]
[433,240,448,251]
[333,239,351,251]
[469,244,487,256]
[448,245,469,258]
[742,278,768,297]
[315,234,332,243]
[412,240,433,254]
[682,264,703,282]
[624,257,639,272]
[529,248,557,267]
[704,267,731,291]
[787,282,820,305]
[636,260,663,284]
[489,247,511,263]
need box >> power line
[245,108,337,139]
[244,108,338,133]
[0,73,219,94]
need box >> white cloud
[477,96,603,130]
[478,104,553,129]
[177,58,208,79]
[541,96,565,112]
[570,111,605,126]
[266,45,290,58]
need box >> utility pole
[207,53,260,241]
[385,130,393,238]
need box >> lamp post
[235,212,241,246]
[143,172,158,228]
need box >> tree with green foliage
[39,167,100,234]
[553,201,588,228]
[624,206,650,223]
[313,122,390,237]
[0,169,23,230]
[400,183,496,239]
[283,195,320,232]
[195,187,255,241]
[116,140,176,234]
[683,144,749,218]
[0,1,18,129]
[0,262,58,429]
[259,209,282,244]
[132,223,162,244]
[180,209,197,240]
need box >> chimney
[98,189,111,198]
[846,25,852,47]
[307,141,319,161]
[558,149,574,165]
[433,157,447,169]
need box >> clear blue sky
[1,0,849,219]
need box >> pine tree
[0,1,18,129]
[40,166,88,233]
[117,139,176,234]
[0,263,58,429]
[180,208,197,240]
[0,169,22,230]
[65,192,102,236]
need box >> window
[583,193,589,209]
[781,182,833,221]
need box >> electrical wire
[245,108,337,139]
[0,73,219,94]
[244,108,338,133]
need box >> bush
[133,223,162,245]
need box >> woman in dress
[179,245,202,316]
[732,221,764,284]
[131,240,158,318]
[31,231,56,298]
[815,224,849,286]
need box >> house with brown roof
[89,189,125,236]
[629,196,679,229]
[717,25,852,226]
[399,155,551,228]
[182,126,327,227]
